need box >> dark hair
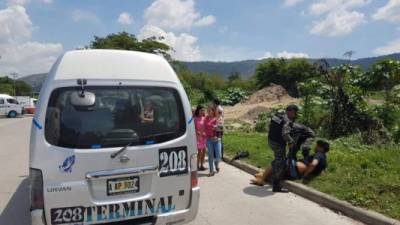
[286,104,299,112]
[317,139,330,152]
[213,99,221,106]
[194,105,204,117]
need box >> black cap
[286,104,299,112]
[317,139,330,152]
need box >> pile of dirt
[239,84,290,105]
[224,84,299,123]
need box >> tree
[0,77,32,96]
[89,32,171,60]
[366,60,400,130]
[368,60,400,103]
[255,58,316,97]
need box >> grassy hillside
[18,53,400,91]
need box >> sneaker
[208,172,215,177]
[216,167,220,173]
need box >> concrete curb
[222,156,400,225]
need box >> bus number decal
[159,147,188,177]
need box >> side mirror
[70,91,96,108]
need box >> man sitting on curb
[250,139,330,186]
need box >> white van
[29,50,199,225]
[0,94,23,118]
[16,96,38,114]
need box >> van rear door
[43,86,192,224]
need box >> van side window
[45,86,186,149]
[0,99,4,104]
[6,98,18,104]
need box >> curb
[222,156,400,225]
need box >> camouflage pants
[269,139,286,181]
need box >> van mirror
[70,91,96,107]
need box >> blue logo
[59,155,76,173]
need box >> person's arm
[282,117,294,146]
[303,159,319,177]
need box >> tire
[7,111,17,118]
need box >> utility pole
[10,72,18,97]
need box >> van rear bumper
[155,187,200,225]
[31,187,200,225]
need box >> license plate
[107,176,139,196]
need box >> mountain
[20,53,400,92]
[19,73,47,92]
[184,53,400,79]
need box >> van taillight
[191,171,198,187]
[190,154,198,187]
[30,168,44,210]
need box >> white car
[0,94,23,118]
[30,50,199,225]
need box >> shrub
[217,88,248,106]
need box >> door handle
[86,165,159,180]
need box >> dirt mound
[224,84,299,123]
[239,84,289,105]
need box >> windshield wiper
[110,132,177,159]
[110,141,135,159]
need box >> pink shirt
[204,116,217,138]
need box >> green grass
[223,131,400,220]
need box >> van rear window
[45,86,186,149]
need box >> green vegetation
[86,33,400,218]
[89,32,171,60]
[0,76,33,96]
[223,131,400,219]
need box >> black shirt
[305,152,327,176]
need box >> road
[0,117,361,225]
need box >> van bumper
[31,209,46,225]
[31,187,200,225]
[155,187,200,225]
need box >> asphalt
[0,117,361,225]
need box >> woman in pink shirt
[194,105,207,171]
[204,105,222,176]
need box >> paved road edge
[222,156,400,225]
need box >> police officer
[288,123,315,161]
[268,104,299,192]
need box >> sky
[0,0,400,76]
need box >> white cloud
[310,10,366,36]
[283,0,304,7]
[138,25,201,61]
[118,12,133,25]
[308,0,369,37]
[71,9,100,24]
[259,52,274,59]
[373,0,400,23]
[309,0,370,15]
[259,51,309,59]
[6,0,52,6]
[0,5,63,75]
[277,51,309,58]
[373,38,400,55]
[144,0,215,30]
[0,5,32,42]
[193,15,216,27]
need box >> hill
[19,53,400,91]
[184,53,400,79]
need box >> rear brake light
[190,154,198,187]
[191,171,198,187]
[30,168,44,210]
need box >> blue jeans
[207,138,222,173]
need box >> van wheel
[7,111,17,118]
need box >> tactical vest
[268,112,286,145]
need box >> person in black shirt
[297,140,329,181]
[250,139,329,185]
